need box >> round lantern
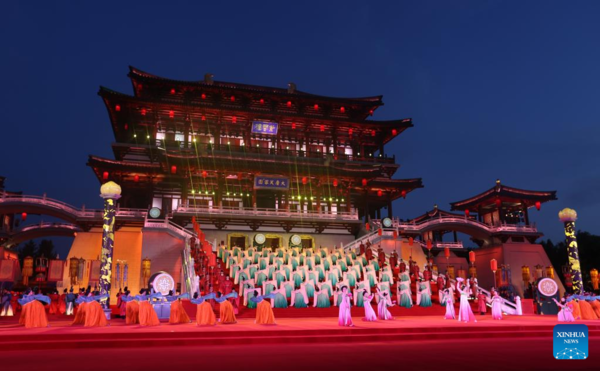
[401,190,407,199]
[333,179,338,187]
[362,178,367,187]
[465,209,470,217]
[21,212,27,221]
[535,201,541,211]
[392,129,397,136]
[134,175,140,182]
[171,165,177,174]
[377,190,383,197]
[102,171,109,181]
[490,259,498,272]
[287,101,292,107]
[202,170,207,178]
[591,269,599,291]
[469,251,476,264]
[302,177,308,185]
[444,246,450,259]
[495,199,502,208]
[365,223,370,232]
[408,237,414,246]
[546,266,555,279]
[169,110,174,118]
[378,228,382,236]
[320,124,325,132]
[349,129,353,136]
[521,265,531,283]
[426,240,432,251]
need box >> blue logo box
[553,324,588,360]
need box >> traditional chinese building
[88,66,422,248]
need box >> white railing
[371,216,538,235]
[0,192,146,220]
[15,222,80,233]
[418,241,464,249]
[175,205,359,221]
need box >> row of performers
[553,294,600,322]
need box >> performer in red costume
[48,290,59,315]
[58,289,67,315]
[389,250,398,270]
[377,248,386,269]
[477,292,488,315]
[399,259,406,273]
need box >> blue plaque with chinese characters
[254,176,289,190]
[251,121,278,135]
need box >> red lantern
[362,178,367,187]
[365,223,370,231]
[369,109,374,115]
[201,115,206,121]
[392,230,398,239]
[495,198,502,208]
[371,130,376,137]
[169,110,174,118]
[201,93,206,99]
[170,88,175,95]
[444,247,450,259]
[378,228,382,236]
[21,212,27,221]
[333,179,338,187]
[469,251,476,264]
[377,190,383,197]
[232,116,237,124]
[291,122,296,130]
[259,99,264,104]
[314,104,319,111]
[134,175,140,182]
[115,104,121,112]
[320,125,325,132]
[490,259,498,272]
[141,108,146,116]
[302,177,308,185]
[171,165,177,174]
[409,237,414,246]
[392,129,397,136]
[102,171,109,181]
[349,128,353,136]
[201,170,207,178]
[401,190,407,199]
[230,96,235,102]
[237,172,243,180]
[535,201,541,211]
[426,240,432,251]
[340,107,345,113]
[287,101,292,107]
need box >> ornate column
[559,208,582,294]
[100,181,121,316]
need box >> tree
[37,239,56,259]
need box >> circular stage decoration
[537,278,558,297]
[148,207,162,219]
[152,272,175,295]
[254,233,266,245]
[382,217,393,228]
[291,234,302,246]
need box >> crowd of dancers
[5,242,592,329]
[553,293,600,322]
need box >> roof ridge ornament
[288,82,296,94]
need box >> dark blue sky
[2,1,599,254]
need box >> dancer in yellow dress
[166,291,191,324]
[192,292,216,326]
[251,291,277,325]
[215,291,238,324]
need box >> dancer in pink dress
[441,288,455,320]
[362,290,378,322]
[338,286,353,327]
[456,279,476,323]
[490,289,503,320]
[376,288,394,320]
[553,298,575,322]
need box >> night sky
[2,1,599,256]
